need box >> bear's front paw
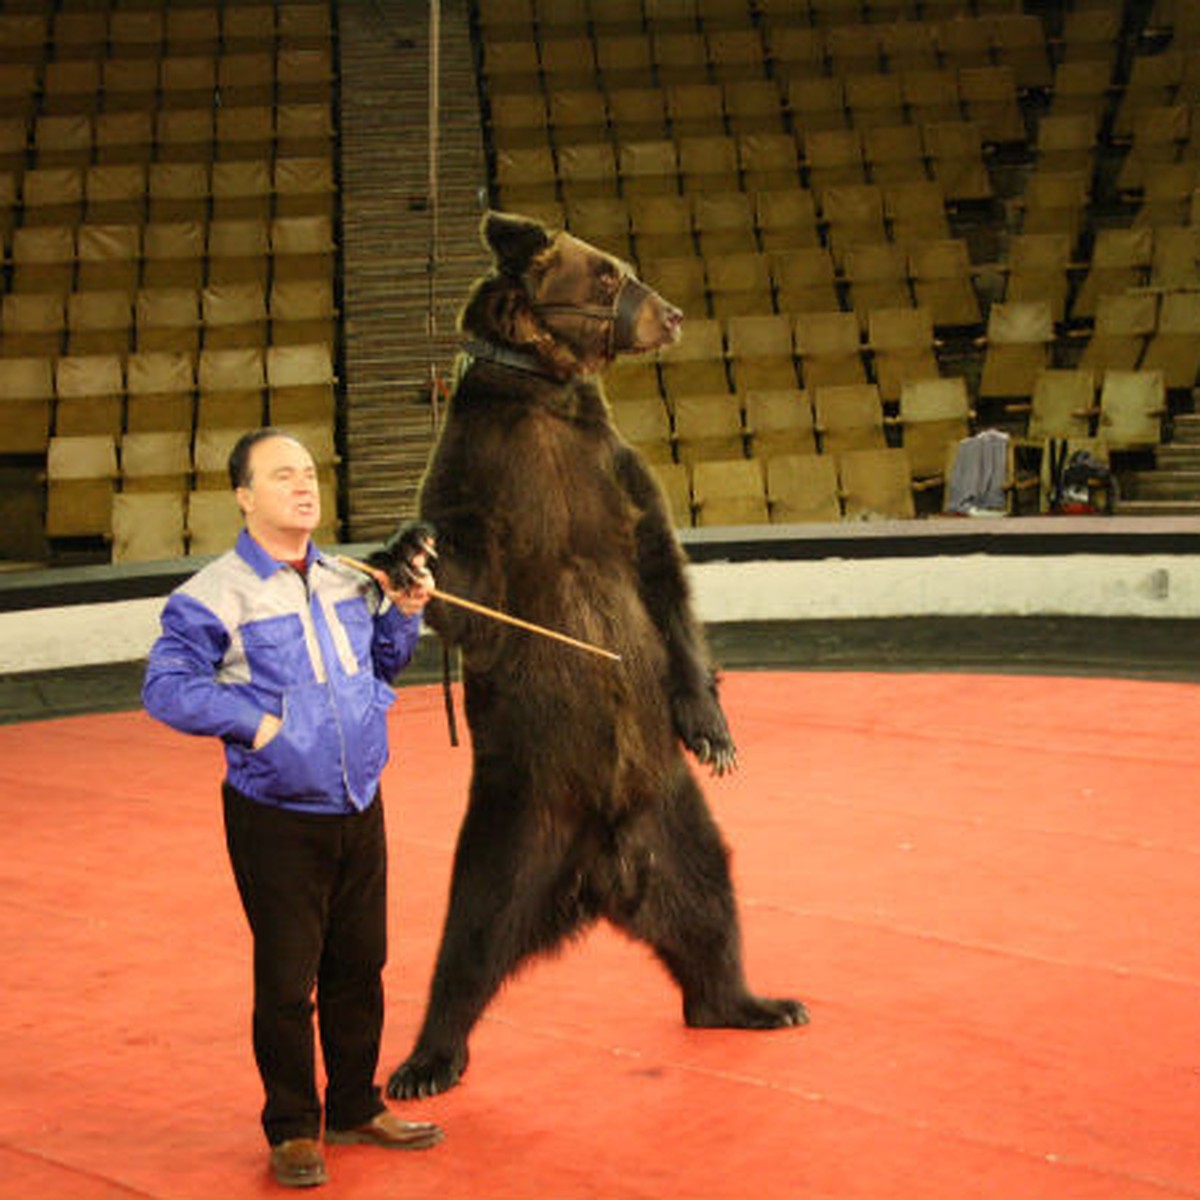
[367,519,438,590]
[672,689,738,776]
[386,1046,469,1101]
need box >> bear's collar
[461,338,563,381]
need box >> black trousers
[222,783,389,1145]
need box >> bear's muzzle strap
[532,273,652,357]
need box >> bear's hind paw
[386,1047,469,1100]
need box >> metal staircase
[336,0,491,541]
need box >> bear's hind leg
[388,767,592,1099]
[613,771,808,1031]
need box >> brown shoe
[269,1137,328,1188]
[326,1109,444,1150]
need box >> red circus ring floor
[1,670,1198,1200]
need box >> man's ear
[481,210,552,276]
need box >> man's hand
[253,712,282,750]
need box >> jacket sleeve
[371,602,423,684]
[142,592,264,746]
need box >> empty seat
[267,342,336,423]
[897,374,971,479]
[837,447,916,519]
[673,393,745,464]
[125,350,195,432]
[1140,290,1200,390]
[120,429,192,493]
[907,238,982,328]
[726,314,798,393]
[795,311,866,388]
[1097,369,1166,449]
[1078,292,1157,374]
[691,458,769,526]
[744,390,817,458]
[111,491,187,563]
[54,354,124,437]
[979,299,1055,401]
[46,434,119,538]
[867,306,939,402]
[610,396,674,463]
[765,452,840,523]
[1022,368,1096,444]
[813,382,886,453]
[0,356,53,452]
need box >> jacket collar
[236,528,324,579]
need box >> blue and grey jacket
[143,529,421,813]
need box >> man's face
[237,436,321,538]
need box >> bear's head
[460,211,683,379]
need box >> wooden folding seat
[67,291,133,357]
[691,457,769,526]
[196,346,266,431]
[692,190,757,256]
[630,194,695,262]
[1017,170,1088,244]
[84,164,146,225]
[1133,161,1200,228]
[896,374,971,479]
[665,83,725,139]
[726,314,798,393]
[0,13,46,66]
[921,121,994,203]
[108,10,164,60]
[935,17,991,71]
[705,28,767,84]
[209,160,271,222]
[166,8,221,58]
[814,382,887,454]
[673,393,746,465]
[202,283,268,350]
[0,65,36,123]
[479,37,540,95]
[867,305,939,402]
[677,135,740,195]
[276,48,334,105]
[558,141,621,203]
[1057,7,1120,68]
[1003,231,1073,324]
[754,188,820,252]
[863,124,927,186]
[216,51,275,111]
[10,225,75,295]
[111,492,187,563]
[46,434,119,539]
[136,288,202,356]
[844,73,905,131]
[270,216,335,282]
[766,452,840,523]
[657,317,729,402]
[0,357,53,452]
[804,127,866,191]
[1115,105,1188,193]
[1072,227,1154,321]
[53,353,124,437]
[214,106,274,163]
[826,22,884,77]
[884,181,950,244]
[1078,292,1156,375]
[988,12,1052,92]
[187,488,245,556]
[1021,369,1096,444]
[1149,225,1200,290]
[1047,58,1113,122]
[978,299,1055,401]
[269,279,337,350]
[1112,52,1185,141]
[610,397,675,464]
[276,104,334,159]
[1139,291,1200,391]
[100,59,159,115]
[819,182,886,266]
[1034,113,1097,175]
[705,251,774,319]
[159,56,218,111]
[95,111,154,166]
[52,12,107,63]
[495,145,558,208]
[266,342,336,424]
[836,446,916,519]
[770,246,841,314]
[618,140,681,198]
[744,390,817,459]
[901,69,961,126]
[880,22,939,73]
[737,130,802,191]
[278,3,333,49]
[207,218,271,286]
[125,350,195,432]
[547,89,608,148]
[541,37,599,90]
[119,429,192,496]
[1097,369,1166,449]
[788,78,848,140]
[142,221,205,290]
[722,80,785,135]
[843,243,912,330]
[607,88,670,143]
[21,166,84,226]
[1,293,65,358]
[148,163,210,222]
[765,26,827,81]
[76,223,141,294]
[41,60,101,116]
[154,109,215,165]
[795,311,866,388]
[652,32,710,86]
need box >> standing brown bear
[378,211,806,1101]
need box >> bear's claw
[387,1047,469,1101]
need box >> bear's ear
[481,210,551,275]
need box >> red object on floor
[1,671,1198,1199]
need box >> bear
[378,211,807,1101]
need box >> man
[143,428,443,1189]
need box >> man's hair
[228,427,296,490]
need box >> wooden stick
[338,555,622,663]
